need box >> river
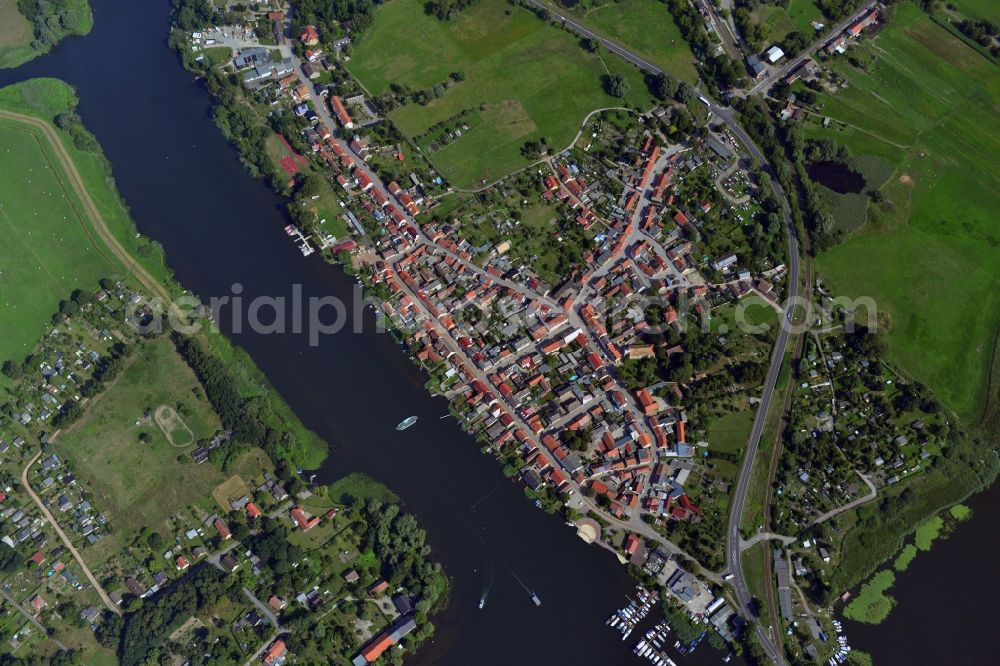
[0,1,728,664]
[841,483,1000,664]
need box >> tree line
[17,0,89,54]
[424,0,480,21]
[97,565,241,666]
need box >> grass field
[54,339,225,537]
[0,0,91,69]
[201,45,232,66]
[0,0,33,69]
[545,0,698,82]
[350,0,653,188]
[810,4,1000,425]
[707,408,754,485]
[946,0,1000,23]
[0,78,177,286]
[752,0,822,41]
[741,542,775,632]
[712,293,780,335]
[0,119,120,365]
[709,409,754,453]
[0,0,32,52]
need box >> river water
[0,2,729,664]
[841,483,1000,664]
[6,3,997,664]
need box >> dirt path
[21,449,120,615]
[0,110,177,311]
[0,108,193,618]
[808,472,878,527]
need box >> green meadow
[808,4,1000,425]
[546,0,699,82]
[0,0,33,66]
[945,0,1000,23]
[752,0,823,42]
[350,0,653,188]
[0,0,92,69]
[54,339,225,538]
[0,117,119,365]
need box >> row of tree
[16,0,89,54]
[101,565,241,666]
[424,0,481,21]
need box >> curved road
[517,6,801,661]
[6,17,799,662]
[0,109,191,618]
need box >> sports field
[808,4,1000,424]
[546,0,698,82]
[350,0,653,187]
[0,119,119,365]
[54,339,224,537]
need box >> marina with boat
[283,223,315,256]
[633,620,677,666]
[605,585,658,642]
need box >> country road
[0,107,198,618]
[515,4,800,662]
[20,450,121,615]
[0,587,69,650]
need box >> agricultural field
[350,0,653,188]
[541,0,698,82]
[53,338,225,537]
[809,4,1000,424]
[0,118,120,366]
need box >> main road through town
[522,2,801,661]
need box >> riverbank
[0,77,328,470]
[0,75,450,664]
[0,1,735,662]
[842,502,974,625]
[0,0,92,69]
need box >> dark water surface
[842,483,1000,664]
[5,3,997,665]
[0,2,727,664]
[805,160,865,194]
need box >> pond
[806,160,866,194]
